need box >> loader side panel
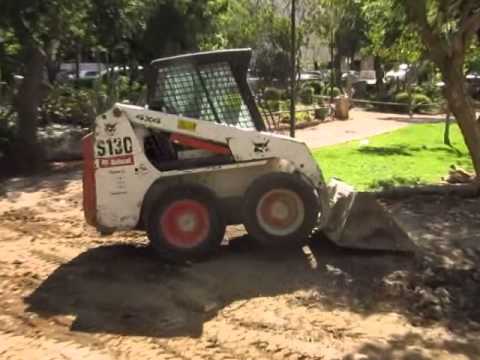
[82,133,97,226]
[94,113,159,230]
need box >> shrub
[394,91,432,112]
[303,81,323,95]
[263,87,283,102]
[266,100,280,112]
[299,86,315,105]
[40,85,97,127]
[0,106,16,158]
[322,86,342,97]
[412,93,432,112]
[394,92,410,104]
[314,107,329,120]
[418,83,443,102]
[279,101,289,111]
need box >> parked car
[385,64,410,82]
[67,69,101,80]
[299,71,323,82]
[341,70,377,86]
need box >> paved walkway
[283,109,447,149]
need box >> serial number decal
[177,119,197,132]
[136,114,162,125]
[99,155,135,168]
[96,136,133,157]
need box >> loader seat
[144,131,233,172]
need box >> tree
[398,0,480,177]
[0,0,220,172]
[204,0,294,83]
[362,0,480,175]
[0,0,91,171]
[362,0,423,96]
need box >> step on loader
[82,49,415,260]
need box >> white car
[386,64,410,82]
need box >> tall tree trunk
[443,65,480,176]
[444,112,452,147]
[13,45,46,172]
[334,53,342,88]
[374,56,385,97]
[46,40,60,84]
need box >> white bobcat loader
[82,49,414,259]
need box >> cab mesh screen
[152,61,254,128]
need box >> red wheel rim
[160,200,210,248]
[256,189,305,236]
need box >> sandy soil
[0,166,479,360]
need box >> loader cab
[147,49,266,131]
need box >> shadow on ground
[25,237,414,339]
[24,195,480,345]
[0,162,81,198]
[343,332,480,360]
[357,145,463,157]
[376,114,445,125]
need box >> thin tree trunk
[329,34,335,104]
[374,56,385,97]
[289,0,296,138]
[75,43,81,81]
[334,53,342,88]
[46,40,60,84]
[13,45,46,172]
[444,112,452,147]
[443,68,480,177]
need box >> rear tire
[243,172,319,247]
[146,184,226,260]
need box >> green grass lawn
[313,123,473,191]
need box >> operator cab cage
[147,49,266,131]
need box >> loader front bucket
[321,180,416,253]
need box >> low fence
[259,95,451,131]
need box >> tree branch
[402,0,448,65]
[459,12,480,37]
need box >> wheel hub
[160,200,210,248]
[256,189,305,236]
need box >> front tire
[243,173,319,247]
[146,184,226,260]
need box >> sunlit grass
[313,123,472,190]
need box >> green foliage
[314,123,472,190]
[418,82,442,102]
[263,87,283,102]
[313,0,368,59]
[412,93,431,105]
[314,107,329,120]
[265,100,280,112]
[466,41,480,73]
[394,91,432,111]
[299,86,315,105]
[0,106,16,156]
[203,0,296,83]
[394,92,409,104]
[322,86,341,97]
[361,0,423,63]
[303,81,323,95]
[39,85,96,127]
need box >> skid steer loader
[82,49,414,259]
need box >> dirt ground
[0,165,479,360]
[287,109,447,149]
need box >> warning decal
[178,119,197,132]
[99,155,135,168]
